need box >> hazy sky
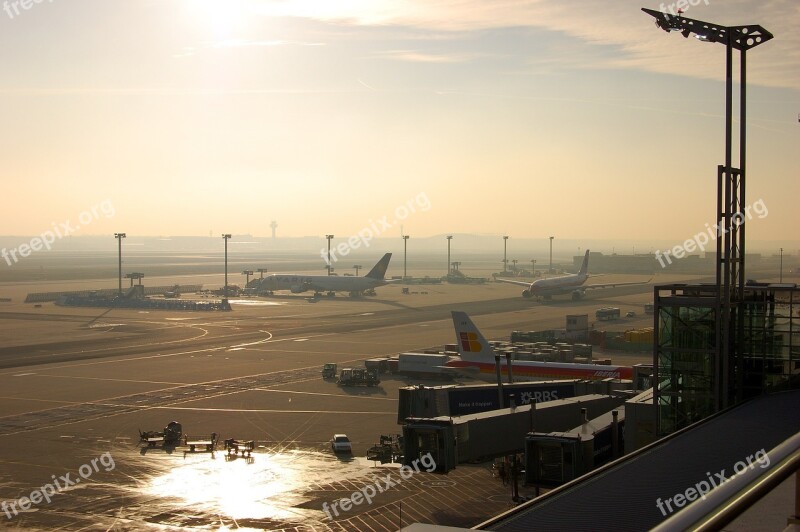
[0,0,797,243]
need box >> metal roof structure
[478,390,800,531]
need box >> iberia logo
[459,332,482,352]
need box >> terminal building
[400,282,798,531]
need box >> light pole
[503,236,509,273]
[326,235,334,276]
[403,235,410,279]
[779,248,783,283]
[446,235,453,276]
[258,268,268,279]
[242,270,253,287]
[530,259,536,276]
[354,265,362,276]
[549,236,554,274]
[114,233,126,295]
[643,9,773,413]
[512,259,518,271]
[222,234,231,297]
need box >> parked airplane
[497,249,650,300]
[447,311,633,381]
[163,285,181,298]
[260,253,395,297]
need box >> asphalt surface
[0,279,659,530]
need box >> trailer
[337,368,380,386]
[183,432,219,458]
[224,438,255,459]
[138,421,183,448]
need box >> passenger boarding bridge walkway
[403,389,800,531]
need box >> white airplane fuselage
[263,274,388,294]
[497,249,650,300]
[448,311,633,381]
[260,252,394,295]
[525,272,589,298]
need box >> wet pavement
[1,439,521,531]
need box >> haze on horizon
[0,0,797,244]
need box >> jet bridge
[402,394,625,473]
[524,407,625,487]
[477,389,800,531]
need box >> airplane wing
[495,278,532,288]
[580,278,652,290]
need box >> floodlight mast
[642,8,773,411]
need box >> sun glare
[252,0,394,24]
[187,0,251,40]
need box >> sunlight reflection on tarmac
[139,448,374,528]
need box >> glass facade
[739,287,800,399]
[655,284,799,435]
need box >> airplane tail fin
[365,253,392,280]
[452,311,496,362]
[578,249,590,276]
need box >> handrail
[652,430,800,531]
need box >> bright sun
[188,0,251,40]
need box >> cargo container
[511,330,557,343]
[624,328,654,344]
[365,357,390,373]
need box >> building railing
[652,430,800,531]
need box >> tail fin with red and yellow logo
[452,311,497,363]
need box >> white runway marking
[252,388,398,401]
[148,406,396,415]
[12,375,187,386]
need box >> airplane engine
[290,285,305,293]
[522,290,532,298]
[571,290,584,300]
